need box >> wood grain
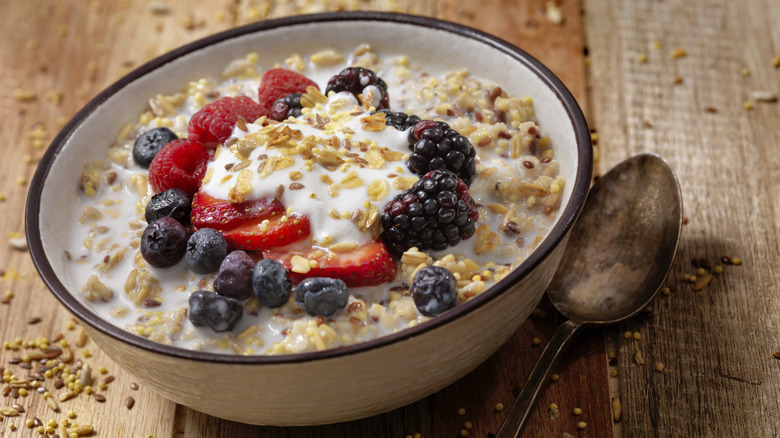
[585,0,780,436]
[0,0,606,436]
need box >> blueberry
[140,216,187,268]
[213,251,254,300]
[410,266,457,316]
[295,277,348,317]
[252,259,291,308]
[144,188,192,226]
[133,127,178,168]
[188,290,243,332]
[185,228,227,274]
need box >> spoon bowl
[496,153,683,438]
[549,153,683,324]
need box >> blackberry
[295,277,349,317]
[407,120,477,186]
[133,127,178,168]
[145,188,192,226]
[188,290,243,332]
[377,109,421,131]
[325,67,389,110]
[269,93,303,121]
[252,259,291,308]
[140,217,187,268]
[380,169,478,256]
[185,228,227,274]
[410,266,458,316]
[213,251,255,300]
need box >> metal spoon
[495,153,683,438]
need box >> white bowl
[26,12,592,425]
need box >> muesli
[71,44,564,355]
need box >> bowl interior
[29,13,590,363]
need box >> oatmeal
[70,45,564,355]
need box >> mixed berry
[380,169,478,256]
[136,65,485,333]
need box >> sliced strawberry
[191,192,309,251]
[191,192,285,231]
[223,213,310,251]
[263,240,397,287]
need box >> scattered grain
[612,397,622,422]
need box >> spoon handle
[494,319,583,438]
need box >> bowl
[26,12,592,426]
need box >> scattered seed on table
[27,317,41,325]
[573,407,582,416]
[577,421,587,429]
[495,403,504,411]
[612,397,622,422]
[124,396,135,410]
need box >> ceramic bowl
[26,12,592,425]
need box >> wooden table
[1,0,778,436]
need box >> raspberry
[187,96,263,145]
[380,169,478,256]
[407,120,477,186]
[257,68,319,116]
[325,67,389,110]
[148,139,209,195]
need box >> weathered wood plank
[584,0,780,435]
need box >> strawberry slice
[191,192,285,230]
[191,192,310,251]
[224,213,310,251]
[263,240,397,287]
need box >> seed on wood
[612,397,622,422]
[124,396,135,410]
[10,403,24,413]
[0,407,19,416]
[27,317,41,325]
[104,375,115,384]
[94,394,106,403]
[129,382,139,390]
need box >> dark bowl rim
[26,11,592,365]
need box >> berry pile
[325,67,389,110]
[406,120,477,186]
[131,60,485,334]
[380,169,478,256]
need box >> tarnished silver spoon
[495,153,683,438]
